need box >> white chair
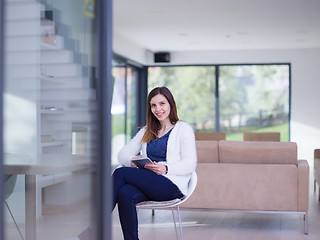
[4,175,24,240]
[136,171,197,240]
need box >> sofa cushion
[219,140,297,165]
[196,140,219,163]
[181,163,298,211]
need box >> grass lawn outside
[226,123,289,142]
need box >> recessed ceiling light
[188,41,198,45]
[241,40,252,44]
[178,33,189,36]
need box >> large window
[112,59,126,166]
[111,57,140,166]
[219,65,290,141]
[148,64,290,141]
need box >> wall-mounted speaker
[154,52,170,63]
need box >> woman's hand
[130,156,140,168]
[144,161,166,175]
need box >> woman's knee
[117,185,147,205]
[113,166,129,179]
[117,185,135,205]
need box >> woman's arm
[166,122,197,175]
[118,128,146,167]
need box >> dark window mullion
[215,66,220,132]
[137,66,148,128]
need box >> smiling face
[150,94,171,123]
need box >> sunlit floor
[112,191,320,240]
[4,203,90,240]
[4,176,320,240]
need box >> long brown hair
[141,87,179,143]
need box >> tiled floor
[112,177,320,240]
[4,174,320,240]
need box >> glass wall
[148,64,290,141]
[126,66,138,141]
[111,59,126,167]
[3,1,98,239]
[111,57,140,167]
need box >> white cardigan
[118,120,197,195]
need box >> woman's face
[150,94,171,122]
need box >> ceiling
[113,0,320,52]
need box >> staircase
[5,0,97,220]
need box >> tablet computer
[132,158,153,169]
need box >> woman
[113,86,197,240]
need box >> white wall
[114,44,320,165]
[113,31,148,64]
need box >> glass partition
[111,58,140,168]
[126,66,138,140]
[111,59,126,167]
[4,0,98,239]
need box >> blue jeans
[113,167,184,240]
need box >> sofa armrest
[298,159,309,212]
[315,149,320,159]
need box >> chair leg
[304,212,308,235]
[314,179,316,192]
[4,201,24,240]
[177,206,184,240]
[171,208,179,240]
[152,209,155,216]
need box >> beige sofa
[195,132,226,141]
[181,140,309,234]
[243,132,280,142]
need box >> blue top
[147,128,173,162]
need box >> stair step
[7,0,39,2]
[7,36,40,52]
[7,39,63,56]
[41,88,96,101]
[44,121,96,130]
[7,51,40,65]
[6,1,42,20]
[41,35,64,50]
[45,112,97,122]
[41,76,87,89]
[41,63,82,77]
[41,50,74,64]
[7,19,41,37]
[41,19,56,35]
[7,64,39,78]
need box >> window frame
[147,63,291,141]
[113,53,146,139]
